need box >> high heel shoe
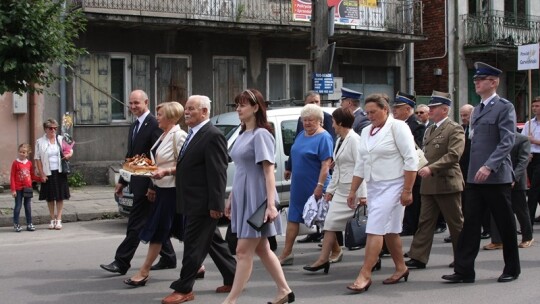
[267,291,295,304]
[279,254,294,266]
[372,258,382,272]
[303,261,330,274]
[123,276,149,287]
[382,269,409,284]
[347,279,372,294]
[329,250,343,263]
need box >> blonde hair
[18,143,32,154]
[42,118,59,129]
[157,101,184,124]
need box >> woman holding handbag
[35,118,72,230]
[346,94,418,293]
[222,89,293,304]
[303,107,367,273]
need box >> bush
[68,171,86,188]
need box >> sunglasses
[47,126,58,131]
[415,111,425,114]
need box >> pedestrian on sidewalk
[35,119,72,230]
[10,143,42,232]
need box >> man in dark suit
[405,91,465,269]
[392,91,426,236]
[162,95,236,304]
[100,90,176,275]
[340,87,369,135]
[443,62,520,283]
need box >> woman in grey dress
[222,89,294,304]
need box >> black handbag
[57,136,71,175]
[344,205,368,249]
[247,199,268,231]
[22,187,33,198]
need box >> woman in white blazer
[346,94,418,293]
[303,108,367,274]
[35,118,73,230]
[124,101,187,287]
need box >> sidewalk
[0,185,120,227]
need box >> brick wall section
[414,0,449,95]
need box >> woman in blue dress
[222,89,294,304]
[277,104,334,266]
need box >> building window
[110,56,130,121]
[504,0,527,25]
[267,59,309,104]
[74,53,132,125]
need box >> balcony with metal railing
[462,10,540,48]
[69,0,423,37]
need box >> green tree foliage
[0,1,86,95]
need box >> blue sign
[313,73,334,94]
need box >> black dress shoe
[124,276,149,287]
[405,258,426,269]
[434,227,447,234]
[441,273,475,283]
[150,261,177,271]
[303,261,330,274]
[480,231,491,239]
[297,233,322,243]
[444,236,452,243]
[497,273,519,283]
[100,262,127,275]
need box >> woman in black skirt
[35,118,72,230]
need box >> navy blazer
[468,95,516,184]
[175,122,228,216]
[121,114,162,196]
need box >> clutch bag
[247,199,268,232]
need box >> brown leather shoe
[215,285,233,293]
[161,291,194,304]
[519,239,534,248]
[483,243,503,250]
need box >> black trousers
[403,184,421,233]
[527,154,540,224]
[454,184,520,278]
[114,177,176,271]
[170,214,236,293]
[490,190,533,243]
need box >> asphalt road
[1,219,539,304]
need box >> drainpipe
[59,0,67,119]
[408,43,414,94]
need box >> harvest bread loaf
[122,154,157,174]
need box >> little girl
[10,143,42,232]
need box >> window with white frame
[73,53,132,125]
[267,59,309,104]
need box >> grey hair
[301,104,324,122]
[191,95,212,113]
[417,104,429,112]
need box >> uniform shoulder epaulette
[499,98,511,104]
[448,120,460,126]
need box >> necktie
[132,120,140,142]
[180,129,193,157]
[479,103,485,113]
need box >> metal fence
[462,10,540,47]
[70,0,423,35]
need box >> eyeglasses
[415,111,425,114]
[47,126,57,131]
